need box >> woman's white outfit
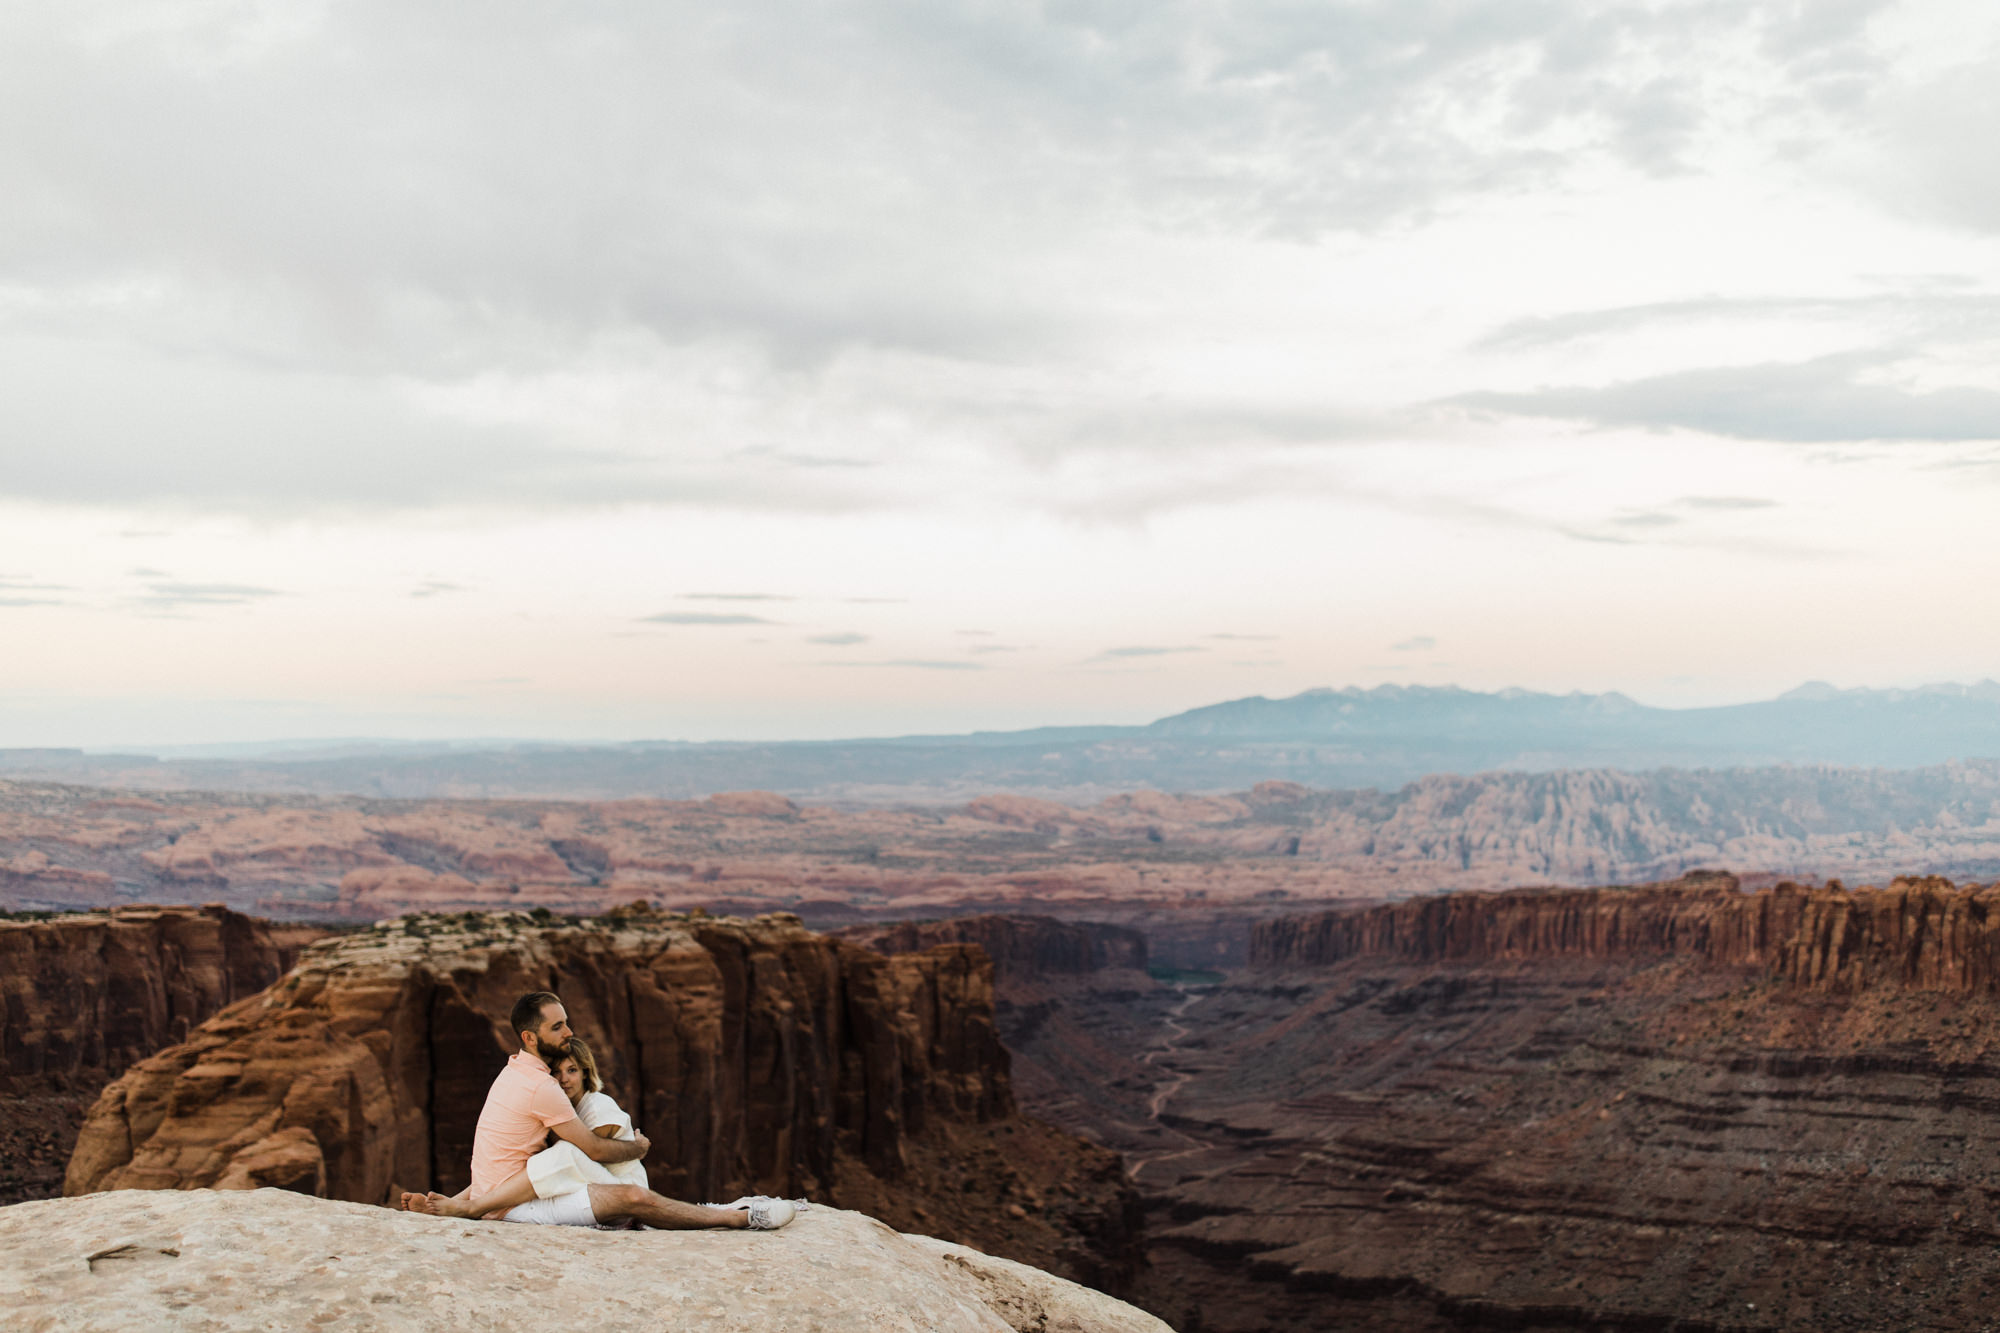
[523,1089,648,1198]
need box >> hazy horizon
[6,2,2000,749]
[11,675,2000,755]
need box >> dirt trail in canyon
[1126,986,1214,1182]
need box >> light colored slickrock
[0,1187,1172,1332]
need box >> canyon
[58,905,1144,1295]
[0,904,326,1204]
[12,765,2000,932]
[949,874,2000,1331]
[21,878,2000,1328]
[23,764,2000,1327]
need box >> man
[401,990,794,1231]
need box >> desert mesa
[11,763,2000,930]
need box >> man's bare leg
[588,1183,749,1230]
[401,1168,538,1220]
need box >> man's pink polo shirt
[469,1050,578,1206]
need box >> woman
[561,1038,648,1188]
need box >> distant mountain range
[8,681,2000,802]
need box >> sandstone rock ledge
[0,1188,1171,1333]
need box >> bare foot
[401,1191,478,1219]
[423,1192,480,1219]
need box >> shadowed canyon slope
[0,905,327,1204]
[61,906,1144,1293]
[992,875,2000,1331]
[12,765,2000,924]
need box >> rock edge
[0,1187,1173,1333]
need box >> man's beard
[535,1033,572,1060]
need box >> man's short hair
[510,990,560,1043]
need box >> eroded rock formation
[836,915,1147,980]
[1010,875,2000,1330]
[1252,872,2000,997]
[19,764,2000,925]
[0,1188,1172,1332]
[63,906,1142,1292]
[0,905,326,1204]
[1,904,326,1090]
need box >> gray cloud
[1480,293,2000,351]
[1611,512,1681,528]
[815,658,988,671]
[1391,635,1437,652]
[1347,485,1843,561]
[1874,49,2000,234]
[1094,645,1205,660]
[134,582,285,611]
[684,593,797,602]
[0,1,1914,516]
[1450,353,2000,443]
[805,632,869,646]
[0,335,888,513]
[640,612,777,626]
[410,580,464,598]
[1206,632,1277,641]
[1676,496,1779,510]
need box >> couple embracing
[400,990,798,1232]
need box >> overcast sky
[5,0,2000,746]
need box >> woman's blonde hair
[565,1036,605,1094]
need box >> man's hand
[551,1117,648,1164]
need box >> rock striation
[0,1187,1172,1332]
[0,905,326,1205]
[19,764,2000,926]
[1252,872,2000,997]
[62,905,1143,1292]
[836,915,1148,981]
[1013,874,2000,1330]
[840,915,1186,1212]
[1,904,326,1092]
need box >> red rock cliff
[1770,874,2000,993]
[835,915,1148,980]
[66,905,1006,1200]
[1253,872,2000,996]
[0,905,325,1093]
[61,905,1143,1289]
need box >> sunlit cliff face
[4,1,2000,747]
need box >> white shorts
[501,1187,598,1227]
[525,1141,637,1197]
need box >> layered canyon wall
[62,905,1142,1291]
[0,905,327,1205]
[16,765,2000,925]
[1,905,327,1092]
[1253,871,2000,996]
[1063,873,2000,1329]
[835,915,1147,980]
